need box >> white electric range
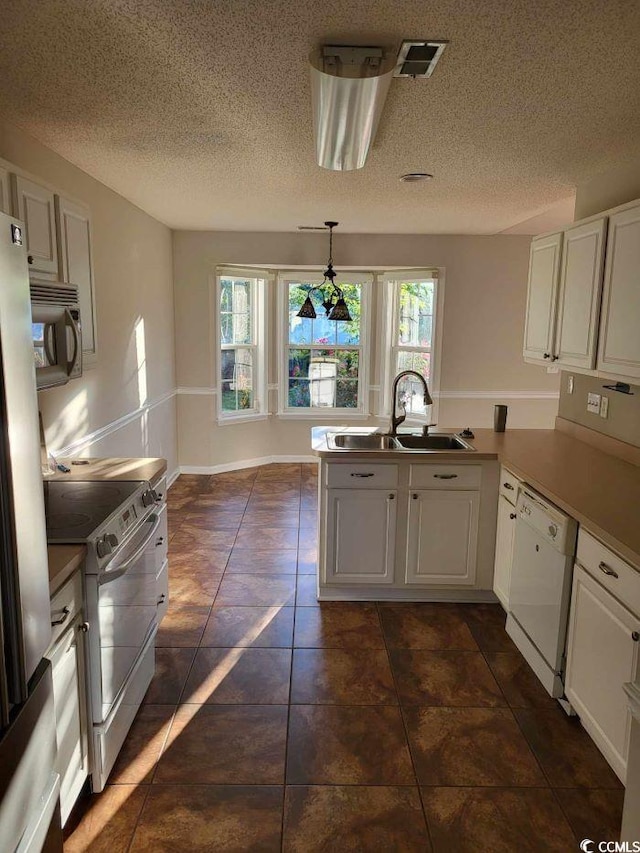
[44,478,165,791]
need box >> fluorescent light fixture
[309,45,395,171]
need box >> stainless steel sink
[395,433,475,451]
[327,433,401,451]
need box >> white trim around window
[380,269,444,425]
[277,271,372,418]
[215,267,269,425]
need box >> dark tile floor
[64,464,624,852]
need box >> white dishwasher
[506,485,577,700]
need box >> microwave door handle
[99,514,161,585]
[64,308,80,375]
[43,323,56,368]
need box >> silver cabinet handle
[51,606,70,627]
[632,631,639,642]
[412,493,418,500]
[79,622,90,634]
[599,561,619,579]
[434,473,458,479]
[510,513,517,520]
[351,472,374,478]
[543,353,550,359]
[156,537,165,546]
[503,482,514,490]
[388,493,395,500]
[158,593,166,604]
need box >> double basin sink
[327,432,475,452]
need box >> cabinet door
[12,175,58,275]
[565,565,640,782]
[0,167,10,214]
[48,615,89,824]
[493,494,516,608]
[56,195,97,354]
[523,232,563,363]
[325,489,396,584]
[554,217,607,369]
[597,204,640,379]
[405,490,479,586]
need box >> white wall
[574,159,640,220]
[173,231,560,471]
[0,122,179,476]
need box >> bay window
[279,273,371,416]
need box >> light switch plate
[587,392,601,414]
[600,396,609,419]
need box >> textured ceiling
[1,0,639,233]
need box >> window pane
[335,379,359,408]
[287,281,361,346]
[398,280,434,347]
[220,278,252,345]
[288,379,310,408]
[221,348,254,411]
[396,351,431,416]
[287,348,359,408]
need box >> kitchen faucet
[388,370,433,436]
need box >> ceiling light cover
[310,47,395,171]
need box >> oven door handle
[99,514,161,585]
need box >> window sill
[277,410,371,420]
[217,412,270,426]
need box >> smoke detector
[394,40,448,78]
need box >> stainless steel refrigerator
[0,211,62,852]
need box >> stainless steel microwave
[29,280,82,390]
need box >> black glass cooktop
[44,480,143,542]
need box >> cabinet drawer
[326,463,398,489]
[409,464,481,490]
[499,467,521,505]
[577,529,640,616]
[50,570,82,647]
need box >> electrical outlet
[587,392,601,414]
[567,375,574,395]
[600,396,609,419]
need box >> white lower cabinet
[320,459,498,597]
[566,563,640,782]
[406,490,479,585]
[47,602,89,825]
[325,488,397,584]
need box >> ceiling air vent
[394,40,448,78]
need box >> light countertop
[48,544,86,597]
[44,457,167,485]
[312,426,640,570]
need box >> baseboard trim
[178,454,318,476]
[166,468,181,487]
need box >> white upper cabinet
[0,167,10,214]
[597,203,640,380]
[523,232,562,363]
[12,175,58,276]
[554,217,607,370]
[56,195,97,355]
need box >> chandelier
[296,221,352,322]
